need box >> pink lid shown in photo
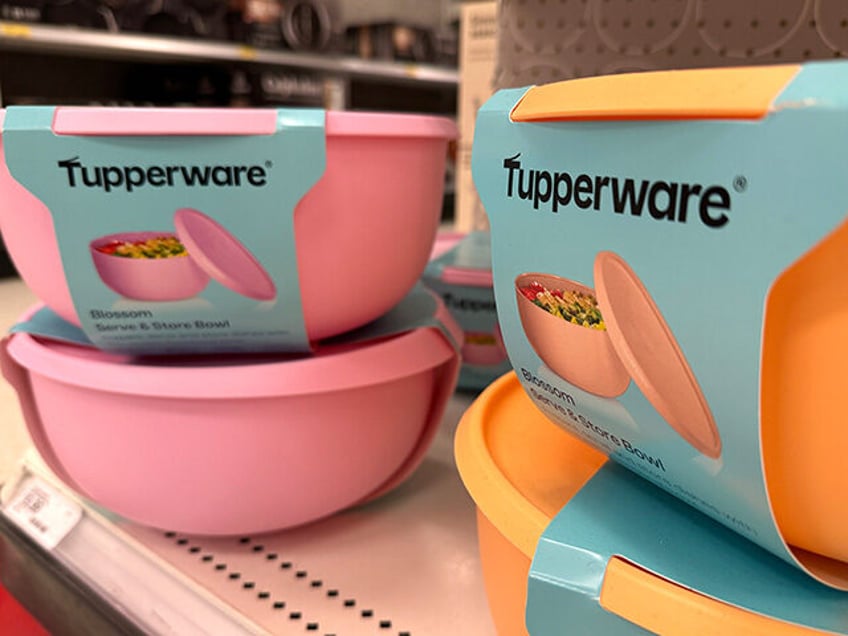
[173,207,277,301]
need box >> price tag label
[0,22,32,38]
[237,45,258,61]
[3,476,83,550]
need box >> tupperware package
[471,61,848,587]
[423,231,511,391]
[0,106,455,355]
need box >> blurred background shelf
[0,0,460,111]
[0,2,462,271]
[0,22,459,87]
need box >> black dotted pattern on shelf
[163,532,411,635]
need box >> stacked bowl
[456,373,848,636]
[423,231,511,392]
[459,63,848,633]
[0,106,461,536]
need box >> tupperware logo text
[56,156,268,193]
[503,153,731,228]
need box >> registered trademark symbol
[265,161,273,168]
[733,175,748,192]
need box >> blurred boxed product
[454,1,496,233]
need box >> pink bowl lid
[325,110,458,139]
[52,107,279,136]
[440,267,494,287]
[593,251,721,458]
[5,298,461,400]
[429,232,465,261]
[5,107,458,140]
[427,231,494,288]
[173,207,277,301]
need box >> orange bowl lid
[456,373,840,635]
[509,65,800,122]
[454,372,607,559]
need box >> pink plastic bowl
[0,302,461,536]
[90,231,210,301]
[0,108,457,342]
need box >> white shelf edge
[2,452,266,636]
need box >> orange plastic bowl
[762,218,848,572]
[455,373,835,635]
[514,272,629,397]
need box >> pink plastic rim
[6,301,461,400]
[52,108,279,136]
[429,232,464,261]
[429,233,493,287]
[40,108,458,140]
[325,110,458,139]
[440,266,494,287]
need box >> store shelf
[0,21,459,87]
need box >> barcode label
[2,476,83,550]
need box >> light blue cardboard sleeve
[471,61,848,584]
[3,106,326,355]
[527,463,848,635]
[423,231,512,391]
[10,284,461,355]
